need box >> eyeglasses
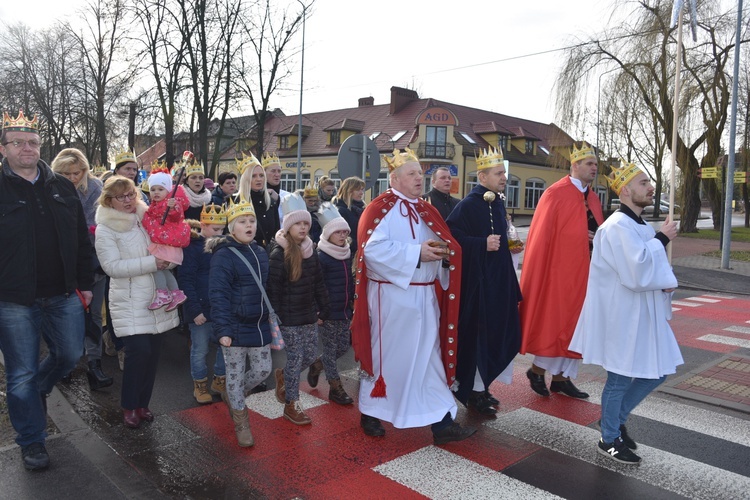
[2,139,41,149]
[114,191,138,202]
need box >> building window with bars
[524,178,545,209]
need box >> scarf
[317,237,350,260]
[273,229,313,258]
[183,186,212,207]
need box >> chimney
[358,96,374,107]
[390,86,419,115]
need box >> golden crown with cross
[607,160,644,195]
[236,152,261,176]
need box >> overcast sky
[2,0,615,125]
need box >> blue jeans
[601,371,666,443]
[189,321,225,380]
[0,295,84,446]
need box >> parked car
[643,201,680,215]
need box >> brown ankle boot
[328,378,353,405]
[284,400,312,425]
[307,359,324,388]
[193,378,213,404]
[230,408,254,447]
[274,368,286,404]
[211,375,226,395]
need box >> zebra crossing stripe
[577,382,750,448]
[698,334,750,349]
[671,300,703,307]
[373,446,562,500]
[684,297,721,303]
[702,294,735,299]
[671,307,682,312]
[486,408,750,499]
[724,325,750,335]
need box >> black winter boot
[87,359,114,390]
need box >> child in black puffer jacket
[267,193,330,426]
[311,204,355,405]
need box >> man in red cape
[519,141,604,398]
[351,148,475,445]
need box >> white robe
[358,189,457,428]
[569,211,683,379]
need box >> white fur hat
[148,172,172,191]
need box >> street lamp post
[596,67,619,157]
[296,1,307,190]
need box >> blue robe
[447,185,522,405]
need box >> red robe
[519,177,604,358]
[351,190,462,395]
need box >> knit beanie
[282,209,312,233]
[148,172,172,191]
[321,217,350,242]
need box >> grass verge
[680,226,750,242]
[702,250,750,262]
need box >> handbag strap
[228,246,279,323]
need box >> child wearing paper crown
[141,167,191,311]
[206,196,272,447]
[309,203,355,405]
[267,192,330,426]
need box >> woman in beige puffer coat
[95,176,179,429]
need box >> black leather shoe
[307,359,324,388]
[21,442,49,471]
[360,414,385,437]
[433,423,477,445]
[87,360,114,390]
[526,369,550,396]
[468,391,497,415]
[550,380,589,399]
[484,391,499,406]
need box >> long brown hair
[283,234,303,282]
[334,177,365,208]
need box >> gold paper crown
[93,164,108,174]
[200,204,227,225]
[261,152,280,169]
[383,148,420,172]
[607,160,644,195]
[226,195,256,223]
[236,152,261,175]
[150,159,167,173]
[303,182,318,198]
[2,110,39,132]
[570,141,597,164]
[476,146,505,171]
[114,149,137,167]
[185,162,205,178]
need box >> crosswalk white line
[697,334,750,349]
[671,307,682,312]
[702,294,735,299]
[487,409,750,499]
[245,390,327,419]
[724,325,750,335]
[671,300,703,307]
[684,297,721,303]
[374,446,561,500]
[576,381,750,448]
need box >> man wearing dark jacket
[0,110,94,471]
[423,166,460,220]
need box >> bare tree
[556,0,744,232]
[68,0,133,167]
[178,0,243,176]
[234,0,307,160]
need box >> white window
[506,175,520,208]
[460,132,476,144]
[465,171,478,194]
[280,172,296,192]
[597,185,607,207]
[391,130,407,142]
[374,170,389,197]
[524,178,546,209]
[314,169,325,184]
[369,132,381,140]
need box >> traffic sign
[698,167,718,179]
[734,171,748,183]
